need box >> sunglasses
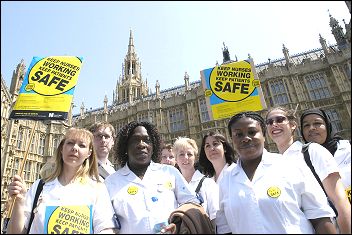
[265,116,287,126]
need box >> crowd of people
[6,107,351,234]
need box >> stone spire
[184,72,190,91]
[282,44,292,66]
[329,10,347,49]
[222,42,231,63]
[128,29,135,55]
[104,95,108,112]
[116,30,149,104]
[80,102,85,117]
[10,59,26,98]
[319,34,330,55]
[155,80,160,99]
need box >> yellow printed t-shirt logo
[47,205,91,234]
[267,186,281,198]
[209,60,259,102]
[28,56,82,96]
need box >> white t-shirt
[104,161,199,234]
[283,141,340,181]
[188,170,219,220]
[24,177,117,234]
[216,149,335,234]
[334,140,351,200]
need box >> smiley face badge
[267,186,281,198]
[127,185,139,195]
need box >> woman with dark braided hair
[216,111,337,234]
[104,121,198,234]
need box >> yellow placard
[200,60,266,120]
[9,56,83,120]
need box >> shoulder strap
[98,162,111,180]
[195,176,206,194]
[27,179,45,234]
[302,144,339,216]
[195,176,207,205]
[302,143,327,196]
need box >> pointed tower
[282,44,292,66]
[222,42,231,64]
[329,10,347,50]
[116,30,149,104]
[80,102,85,117]
[104,95,108,113]
[184,72,190,91]
[319,34,330,55]
[155,80,160,99]
[342,19,351,46]
[10,59,26,99]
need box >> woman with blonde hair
[173,136,218,226]
[7,128,118,234]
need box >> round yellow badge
[204,89,212,97]
[346,186,351,203]
[127,186,138,195]
[267,186,281,198]
[164,181,173,190]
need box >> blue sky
[1,1,350,115]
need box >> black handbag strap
[302,143,338,216]
[195,176,207,205]
[195,176,206,194]
[302,143,327,196]
[27,179,45,234]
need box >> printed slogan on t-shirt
[200,60,267,120]
[44,205,92,234]
[9,56,83,120]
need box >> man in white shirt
[89,122,116,180]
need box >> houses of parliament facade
[1,3,351,224]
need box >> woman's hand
[8,175,27,200]
[160,223,176,234]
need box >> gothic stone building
[73,15,351,150]
[1,8,351,226]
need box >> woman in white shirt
[198,132,236,184]
[216,111,336,234]
[300,108,351,203]
[173,136,219,225]
[104,121,198,234]
[7,128,118,234]
[266,106,351,234]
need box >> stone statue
[223,42,231,63]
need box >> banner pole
[2,120,38,233]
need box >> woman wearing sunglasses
[265,106,351,234]
[216,111,336,233]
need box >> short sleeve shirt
[104,162,199,234]
[24,177,116,234]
